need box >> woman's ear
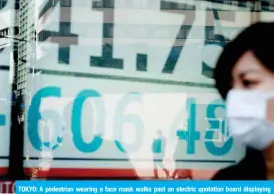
[266,98,274,122]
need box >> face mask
[226,89,274,150]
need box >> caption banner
[16,181,272,194]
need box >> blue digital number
[0,114,5,126]
[28,86,61,151]
[29,87,235,156]
[176,98,200,154]
[114,92,144,153]
[72,89,105,153]
[204,99,233,156]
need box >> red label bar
[0,167,8,176]
[0,181,15,194]
[24,168,217,180]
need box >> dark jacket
[212,148,267,180]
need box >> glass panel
[0,0,271,182]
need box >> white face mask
[226,89,274,150]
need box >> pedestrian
[212,22,274,180]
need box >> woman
[212,22,274,180]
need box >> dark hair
[214,22,274,99]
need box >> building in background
[17,0,35,96]
[0,0,19,86]
[0,0,20,179]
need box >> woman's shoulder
[212,148,267,180]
